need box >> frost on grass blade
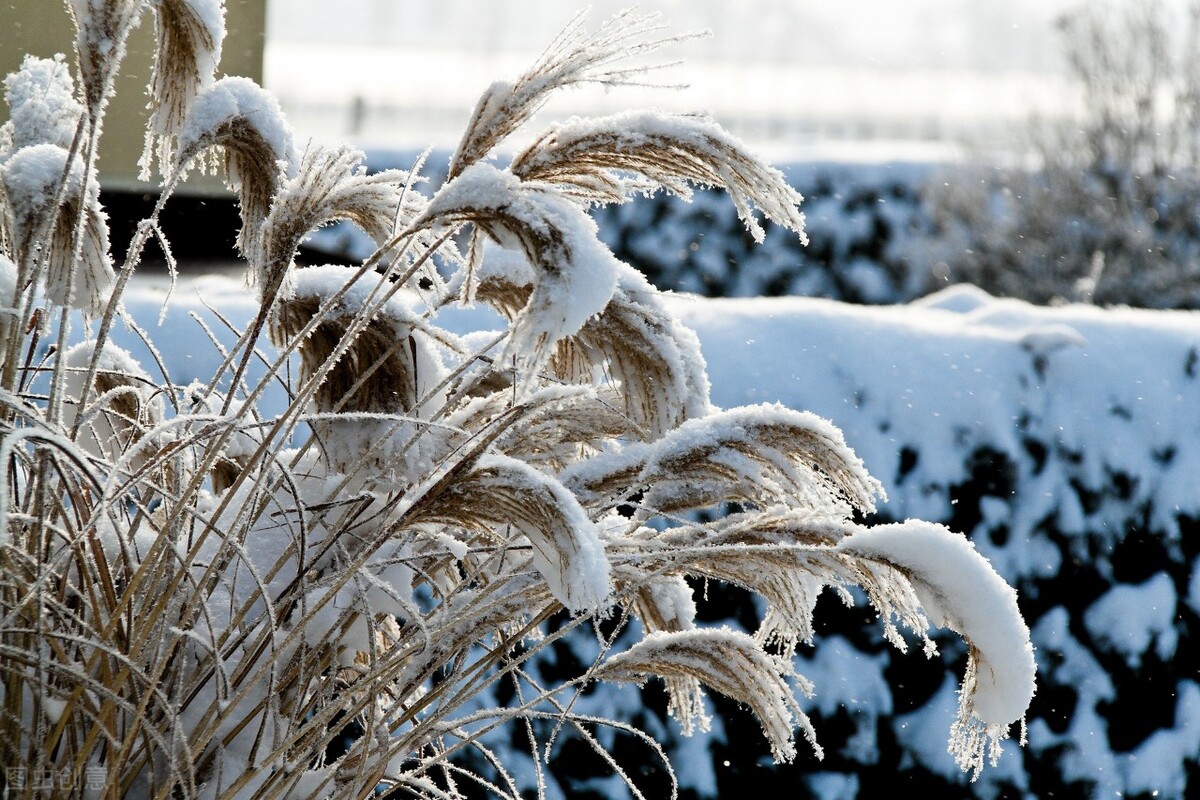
[141,0,227,179]
[838,520,1037,778]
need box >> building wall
[1,0,266,194]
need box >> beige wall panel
[1,0,266,194]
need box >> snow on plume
[420,452,612,613]
[487,453,612,613]
[636,402,883,515]
[176,76,296,254]
[0,57,113,313]
[176,75,296,175]
[461,252,715,439]
[1,144,82,214]
[67,0,147,112]
[417,162,620,384]
[0,143,113,313]
[838,520,1035,777]
[1,55,82,157]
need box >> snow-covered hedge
[591,162,932,303]
[589,159,1200,313]
[679,284,1200,798]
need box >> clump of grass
[0,4,1034,798]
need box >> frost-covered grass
[124,276,1200,798]
[0,4,1033,799]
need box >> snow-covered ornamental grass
[0,4,1033,798]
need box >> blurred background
[265,0,1087,159]
[259,0,1200,309]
